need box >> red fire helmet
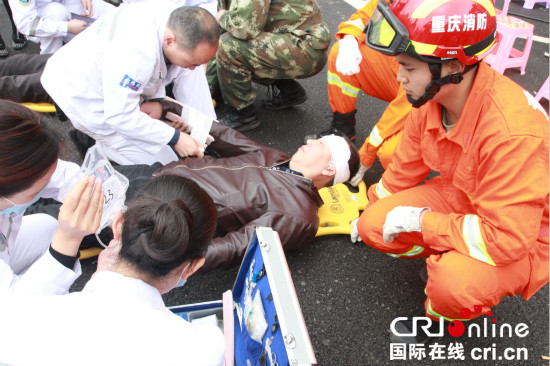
[366,0,498,65]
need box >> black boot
[69,128,96,160]
[0,36,8,58]
[305,110,357,142]
[54,103,69,122]
[219,105,260,132]
[262,79,308,110]
[12,31,26,50]
[210,80,224,108]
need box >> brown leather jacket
[154,123,323,272]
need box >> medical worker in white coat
[102,0,219,121]
[8,0,115,54]
[119,0,218,120]
[0,100,104,294]
[0,175,225,366]
[41,2,220,166]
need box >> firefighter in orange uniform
[308,0,412,184]
[354,0,549,344]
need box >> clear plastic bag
[60,145,129,246]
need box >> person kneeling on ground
[0,175,225,366]
[41,3,219,165]
[206,0,330,131]
[354,0,549,344]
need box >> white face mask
[174,262,191,288]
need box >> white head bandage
[321,134,351,185]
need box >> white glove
[350,164,370,187]
[335,37,362,76]
[350,218,362,243]
[382,206,430,243]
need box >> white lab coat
[8,0,114,54]
[0,271,226,366]
[0,159,81,294]
[42,1,214,166]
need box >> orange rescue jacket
[368,63,549,297]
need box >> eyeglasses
[0,216,13,252]
[365,1,411,56]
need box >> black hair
[0,99,60,197]
[118,175,216,279]
[167,6,220,51]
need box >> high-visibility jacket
[330,0,410,168]
[368,63,549,298]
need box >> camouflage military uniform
[206,0,331,110]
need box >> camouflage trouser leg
[208,31,328,110]
[206,57,220,97]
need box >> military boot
[0,36,8,58]
[210,79,224,108]
[219,105,260,132]
[304,110,357,142]
[262,79,308,110]
[12,31,27,50]
[69,128,96,160]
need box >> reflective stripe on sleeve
[327,71,360,99]
[368,126,383,147]
[375,179,392,199]
[387,244,425,258]
[462,214,496,266]
[343,18,366,33]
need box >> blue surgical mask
[174,262,191,288]
[1,195,40,215]
[174,278,187,288]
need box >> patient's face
[290,138,333,176]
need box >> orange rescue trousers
[358,178,549,321]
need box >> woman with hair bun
[0,175,225,366]
[0,99,102,294]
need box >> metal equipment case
[169,227,316,366]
